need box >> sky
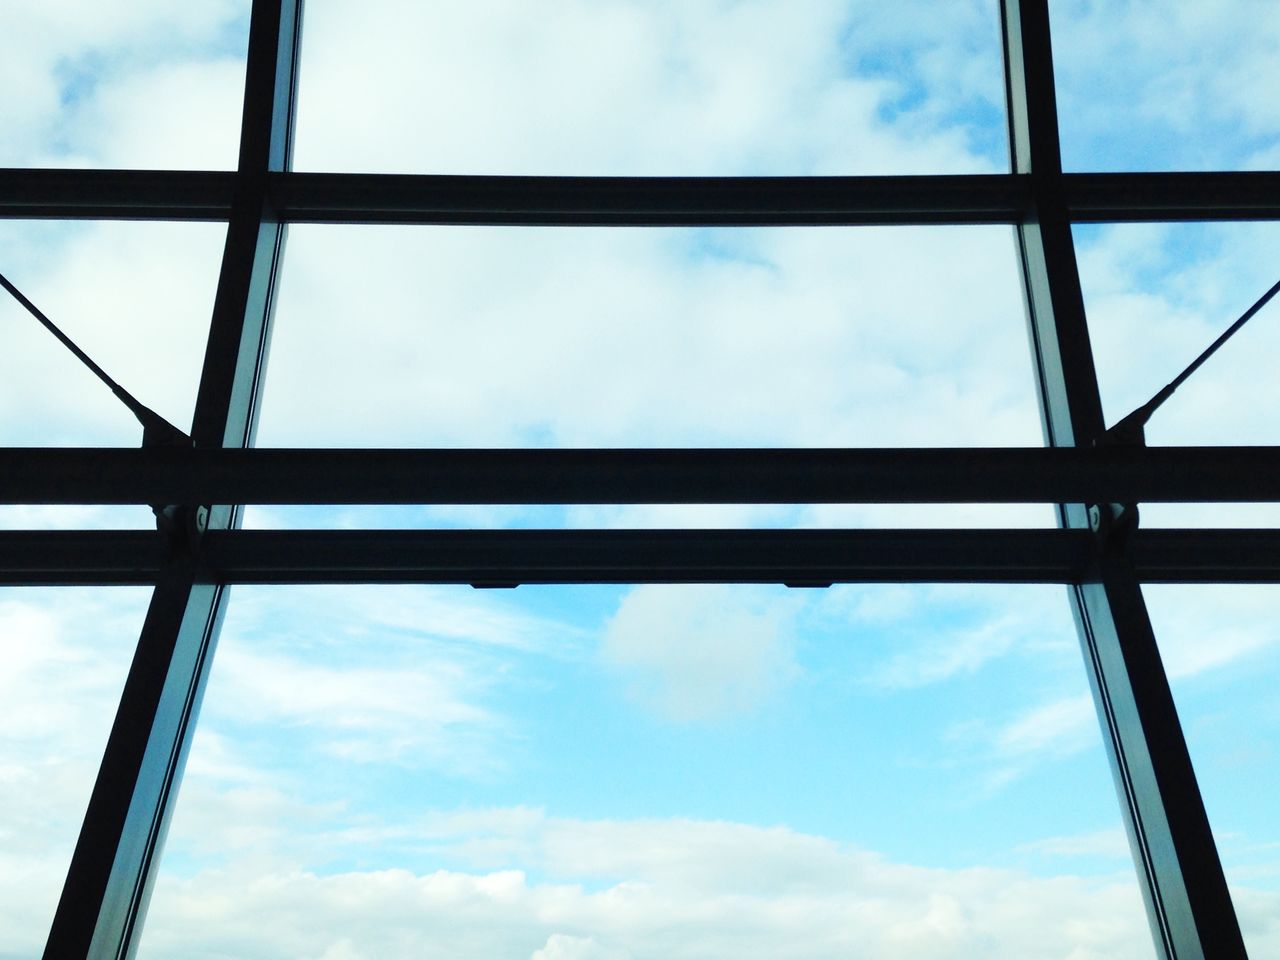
[1,1,1279,958]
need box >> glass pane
[1050,1,1280,172]
[139,583,1153,958]
[294,0,1008,175]
[1076,221,1280,527]
[0,220,226,447]
[0,586,149,955]
[0,220,226,529]
[258,225,1041,449]
[1145,585,1280,958]
[2,2,250,169]
[241,503,1056,532]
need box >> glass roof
[1,2,1273,958]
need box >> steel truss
[0,0,1267,956]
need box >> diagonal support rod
[1109,274,1280,444]
[0,269,186,447]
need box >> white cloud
[1076,221,1280,447]
[294,0,1002,176]
[562,503,796,531]
[257,224,1039,450]
[938,691,1103,794]
[184,584,592,772]
[1049,0,1280,170]
[0,0,247,168]
[249,1,1037,454]
[530,933,633,960]
[1143,585,1280,680]
[240,500,1060,534]
[211,645,499,766]
[0,588,152,956]
[132,809,1174,960]
[0,219,225,447]
[0,3,1033,457]
[1017,829,1131,861]
[869,620,1017,688]
[951,584,1280,787]
[829,584,1071,689]
[0,503,155,531]
[994,694,1096,759]
[316,939,374,960]
[74,58,246,169]
[222,584,587,659]
[601,584,800,721]
[799,502,1055,530]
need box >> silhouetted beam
[278,171,1280,225]
[3,446,1279,505]
[272,172,1026,225]
[7,170,1280,224]
[0,169,236,220]
[1131,529,1280,583]
[205,528,1093,584]
[1065,171,1280,222]
[0,531,166,584]
[3,528,1278,586]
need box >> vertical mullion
[1001,2,1246,958]
[41,2,302,958]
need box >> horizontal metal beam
[5,170,1280,224]
[271,172,1026,226]
[0,531,165,584]
[1125,528,1280,582]
[205,528,1092,584]
[1,528,1277,585]
[1064,171,1280,222]
[4,446,1280,505]
[0,169,237,220]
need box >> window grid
[0,1,1270,957]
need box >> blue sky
[2,1,1279,958]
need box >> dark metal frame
[1003,3,1246,956]
[0,0,1267,955]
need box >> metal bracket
[151,503,209,561]
[1088,500,1140,551]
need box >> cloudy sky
[2,1,1279,958]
